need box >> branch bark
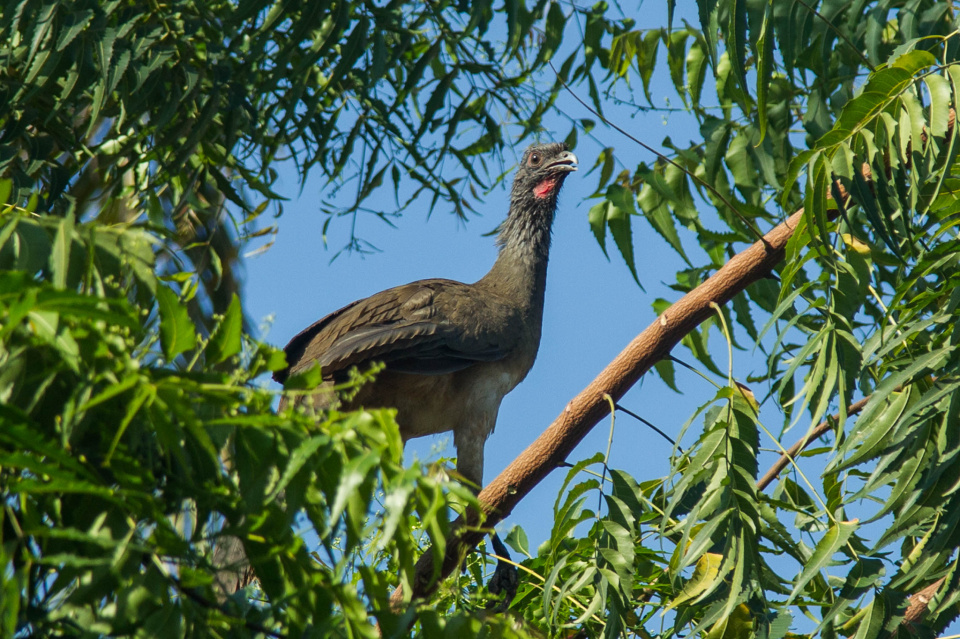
[903,577,946,627]
[395,208,807,606]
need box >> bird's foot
[486,559,518,611]
[485,533,518,611]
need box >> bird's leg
[454,431,518,611]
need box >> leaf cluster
[541,0,960,637]
[0,191,482,637]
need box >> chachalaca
[274,142,577,604]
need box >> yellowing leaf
[668,552,723,610]
[840,233,871,256]
[705,604,754,639]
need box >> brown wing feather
[274,279,522,383]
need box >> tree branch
[903,577,946,628]
[388,108,960,614]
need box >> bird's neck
[478,198,555,314]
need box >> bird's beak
[546,151,578,172]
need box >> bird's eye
[528,152,542,167]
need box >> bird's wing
[274,279,521,382]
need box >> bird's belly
[347,364,522,441]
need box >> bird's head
[496,142,578,257]
[511,142,578,207]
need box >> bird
[274,142,577,604]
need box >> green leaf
[206,293,242,363]
[56,8,95,51]
[49,212,74,290]
[537,2,565,64]
[155,284,196,360]
[104,385,155,466]
[685,37,707,106]
[769,611,793,639]
[726,0,748,98]
[77,375,141,413]
[854,347,952,433]
[608,204,640,286]
[605,184,641,286]
[654,358,680,392]
[505,525,532,559]
[852,594,888,639]
[606,183,637,215]
[667,30,688,101]
[636,29,661,103]
[891,49,937,75]
[27,309,59,341]
[835,389,910,470]
[924,73,951,138]
[330,449,380,532]
[266,434,331,505]
[850,164,898,257]
[0,217,52,275]
[696,0,719,67]
[755,1,774,142]
[816,52,936,151]
[819,558,885,630]
[588,201,609,257]
[282,363,323,391]
[417,71,456,138]
[787,520,859,603]
[781,149,817,209]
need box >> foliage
[0,198,487,636]
[1,0,563,635]
[0,0,559,322]
[5,0,960,637]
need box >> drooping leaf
[755,1,774,142]
[155,284,196,360]
[49,212,74,290]
[788,520,859,603]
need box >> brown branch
[902,577,946,628]
[756,395,871,492]
[394,208,808,607]
[756,379,917,492]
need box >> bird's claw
[486,559,518,612]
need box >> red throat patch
[533,177,558,198]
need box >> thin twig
[755,395,871,492]
[549,61,766,243]
[614,403,682,452]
